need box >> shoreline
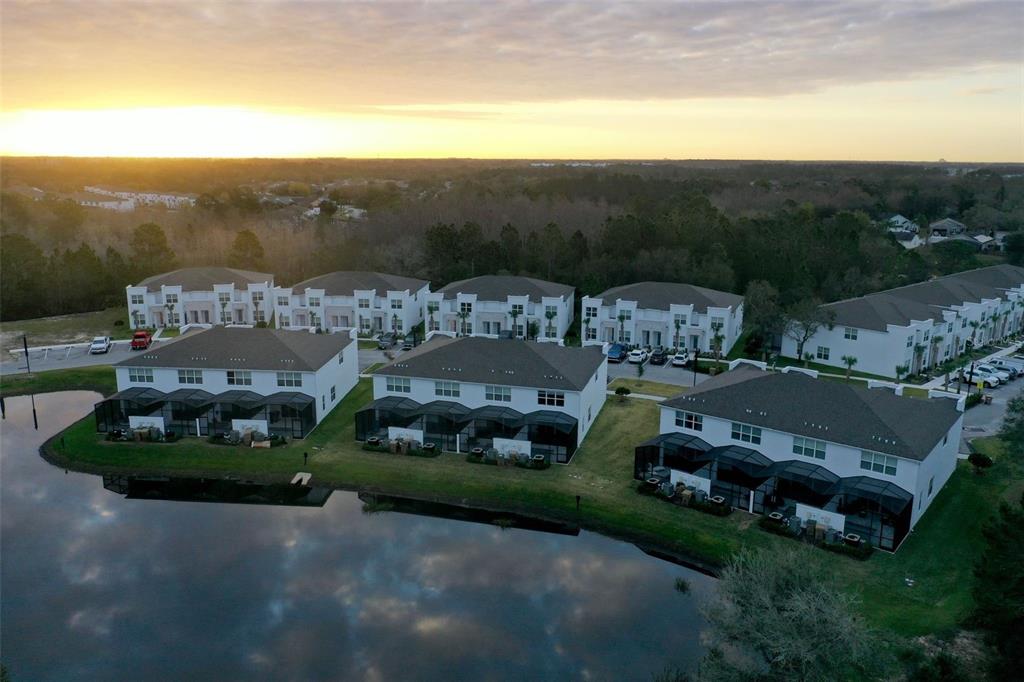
[38,417,725,577]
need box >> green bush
[821,540,874,561]
[690,497,733,516]
[965,392,983,409]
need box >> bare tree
[783,300,835,361]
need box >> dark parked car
[649,348,668,365]
[377,333,397,349]
[606,343,628,363]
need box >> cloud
[1,1,1021,111]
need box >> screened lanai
[411,400,471,452]
[521,410,579,463]
[210,390,265,433]
[831,476,914,551]
[633,432,713,480]
[94,387,167,432]
[462,405,524,451]
[354,396,422,441]
[162,388,215,436]
[264,392,317,439]
[754,459,841,514]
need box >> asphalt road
[606,357,709,388]
[959,379,1020,453]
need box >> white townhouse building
[95,327,358,439]
[272,271,429,336]
[929,217,967,237]
[886,214,920,233]
[636,364,964,551]
[357,336,607,464]
[781,265,1024,378]
[126,267,275,329]
[581,281,744,354]
[72,191,136,212]
[423,275,575,342]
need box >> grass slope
[1,365,117,398]
[608,377,686,398]
[1,306,130,353]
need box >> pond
[1,392,711,681]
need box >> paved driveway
[606,357,709,388]
[959,379,1021,453]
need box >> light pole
[692,346,699,387]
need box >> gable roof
[118,327,352,372]
[663,366,961,461]
[135,267,273,293]
[436,275,574,303]
[375,336,604,391]
[823,264,1024,331]
[593,281,743,313]
[290,271,428,296]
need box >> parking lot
[606,355,708,388]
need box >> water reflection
[1,392,710,682]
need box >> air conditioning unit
[844,533,862,546]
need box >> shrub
[965,392,983,409]
[690,497,733,516]
[821,541,874,561]
[674,577,691,594]
[758,515,794,537]
[968,451,993,474]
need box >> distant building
[94,326,358,439]
[273,271,429,335]
[84,186,196,209]
[126,267,275,329]
[581,281,744,354]
[424,275,575,343]
[358,336,607,463]
[635,364,964,551]
[890,230,923,250]
[886,214,919,233]
[929,217,967,237]
[72,191,135,212]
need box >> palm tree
[802,351,814,368]
[711,322,725,366]
[163,301,176,329]
[219,299,229,326]
[252,299,262,326]
[582,316,591,344]
[456,310,470,337]
[391,312,400,335]
[544,309,557,341]
[929,334,945,369]
[427,302,438,333]
[840,354,858,381]
[673,317,682,353]
[912,343,927,376]
[617,313,627,344]
[509,306,520,338]
[894,363,910,383]
[968,320,980,348]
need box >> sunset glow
[1,1,1021,160]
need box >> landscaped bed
[23,366,1022,641]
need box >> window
[165,293,179,305]
[222,310,233,323]
[252,291,264,302]
[537,390,565,407]
[460,302,473,314]
[428,318,440,332]
[860,451,897,476]
[277,296,289,307]
[128,368,153,383]
[844,327,858,340]
[331,386,336,401]
[585,327,597,340]
[338,351,345,364]
[177,369,202,385]
[545,304,557,317]
[731,422,761,444]
[276,371,302,387]
[394,319,404,332]
[711,316,725,330]
[484,385,512,402]
[255,309,266,323]
[226,370,252,386]
[816,346,830,360]
[622,330,632,343]
[130,294,145,305]
[620,309,632,321]
[792,436,826,460]
[434,380,460,397]
[675,411,703,431]
[947,322,953,333]
[674,313,687,327]
[308,296,321,308]
[511,303,524,316]
[390,299,403,309]
[386,377,410,393]
[358,299,370,309]
[906,336,913,348]
[545,326,557,339]
[961,318,968,329]
[359,318,371,332]
[584,306,597,319]
[928,476,934,496]
[218,292,231,305]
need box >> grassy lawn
[157,327,181,338]
[362,362,385,374]
[1,306,131,354]
[36,371,1021,640]
[608,377,685,398]
[1,365,117,398]
[769,355,894,381]
[357,339,380,350]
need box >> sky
[1,0,1022,160]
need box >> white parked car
[989,358,1022,377]
[89,336,112,354]
[671,352,690,367]
[627,348,649,364]
[959,367,1000,388]
[975,364,1011,383]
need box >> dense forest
[2,158,1022,328]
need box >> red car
[130,330,153,350]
